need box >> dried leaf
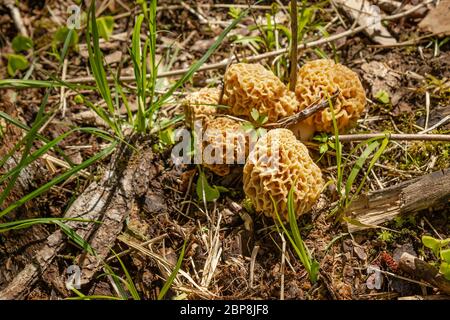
[419,0,450,36]
[335,0,397,45]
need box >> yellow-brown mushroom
[290,59,366,140]
[202,117,250,176]
[243,129,323,221]
[182,87,221,128]
[223,63,299,123]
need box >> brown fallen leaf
[335,0,397,45]
[105,51,122,65]
[354,246,368,261]
[419,0,450,36]
[393,101,413,116]
[361,61,401,102]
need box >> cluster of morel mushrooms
[182,59,366,222]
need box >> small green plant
[7,35,34,76]
[250,108,269,126]
[7,54,29,76]
[228,7,242,19]
[272,186,320,283]
[240,108,268,139]
[422,235,450,280]
[313,132,334,160]
[196,168,228,202]
[96,16,115,41]
[11,35,33,52]
[394,215,416,228]
[375,90,390,104]
[377,230,394,243]
[327,94,389,220]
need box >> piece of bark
[399,253,450,295]
[345,169,450,232]
[334,0,397,45]
[398,295,450,300]
[77,146,158,285]
[0,141,139,299]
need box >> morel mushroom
[291,59,366,140]
[202,117,250,176]
[182,87,221,128]
[243,129,323,221]
[223,63,299,122]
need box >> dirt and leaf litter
[0,0,450,300]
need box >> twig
[289,0,298,92]
[336,133,450,142]
[60,58,68,118]
[65,0,432,85]
[419,115,450,134]
[368,266,434,288]
[3,0,28,37]
[368,33,442,48]
[399,253,450,295]
[180,1,209,25]
[249,245,259,289]
[264,90,340,128]
[425,91,431,130]
[279,234,286,300]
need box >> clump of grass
[0,0,248,220]
[69,250,140,300]
[158,240,187,300]
[326,94,389,221]
[272,187,319,284]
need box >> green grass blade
[0,79,61,89]
[111,250,140,300]
[86,0,121,137]
[51,220,96,255]
[271,195,309,271]
[0,141,118,218]
[147,0,158,111]
[0,92,50,207]
[0,78,96,90]
[60,28,76,62]
[0,127,112,185]
[158,240,186,300]
[287,186,312,272]
[328,95,343,196]
[341,136,384,174]
[344,140,380,200]
[351,136,389,203]
[130,14,146,132]
[67,294,124,300]
[0,111,80,168]
[0,217,99,232]
[0,217,97,255]
[101,263,129,299]
[156,8,248,108]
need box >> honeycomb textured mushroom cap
[243,129,323,221]
[183,87,221,128]
[202,117,250,176]
[292,59,366,136]
[223,63,299,122]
